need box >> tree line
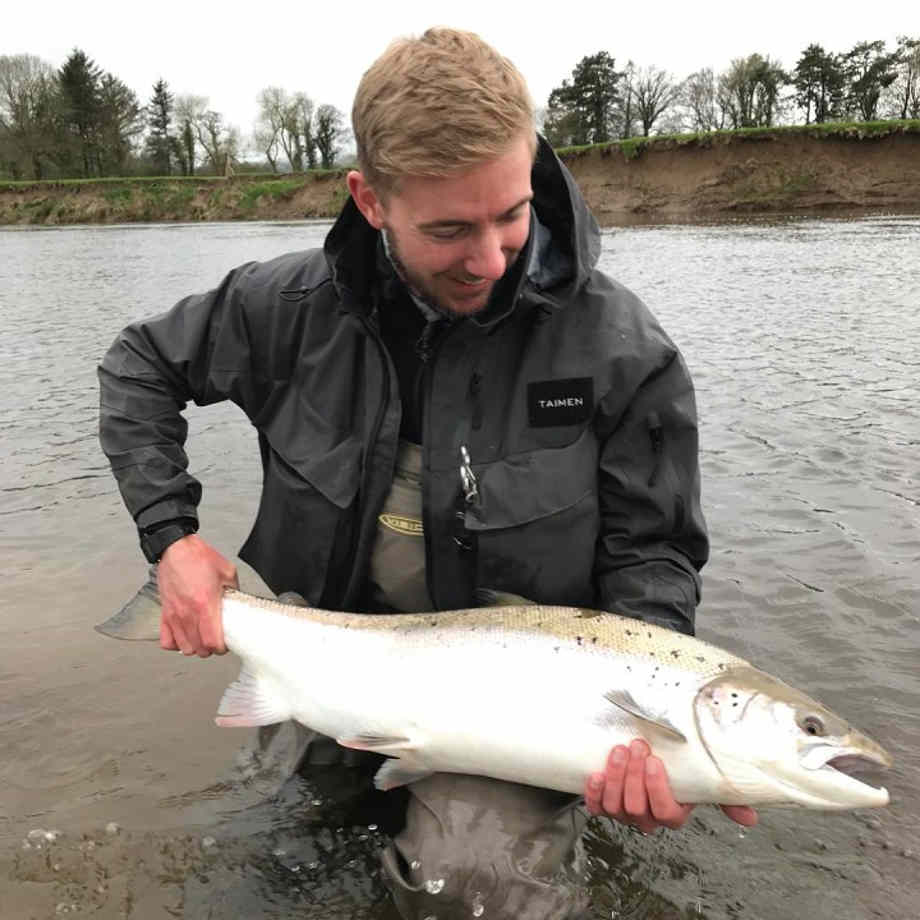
[3,37,918,181]
[0,48,349,181]
[544,36,920,146]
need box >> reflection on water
[1,214,918,919]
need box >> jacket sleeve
[593,344,709,636]
[97,259,284,534]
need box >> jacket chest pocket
[463,428,599,605]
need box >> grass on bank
[556,118,920,162]
[0,168,347,194]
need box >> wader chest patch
[527,378,594,427]
[379,513,424,536]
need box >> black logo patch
[527,378,594,427]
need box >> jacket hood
[324,134,601,313]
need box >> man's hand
[157,534,238,658]
[584,739,758,834]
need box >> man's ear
[347,171,385,229]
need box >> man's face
[352,134,534,317]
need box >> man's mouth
[452,276,488,287]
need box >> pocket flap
[264,431,363,510]
[464,429,596,531]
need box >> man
[99,27,755,919]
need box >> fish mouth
[814,748,891,805]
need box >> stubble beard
[381,226,489,320]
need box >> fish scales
[227,590,747,682]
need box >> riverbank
[2,121,919,226]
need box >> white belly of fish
[218,597,721,799]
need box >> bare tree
[885,35,920,119]
[174,94,207,175]
[681,68,723,132]
[253,88,317,172]
[633,66,678,135]
[0,53,58,178]
[254,86,285,171]
[193,108,238,175]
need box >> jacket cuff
[135,499,199,532]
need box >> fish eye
[799,714,826,737]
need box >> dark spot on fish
[626,630,633,637]
[430,620,437,626]
[718,663,726,670]
[675,682,680,687]
[696,656,705,663]
[554,646,560,653]
[626,665,632,671]
[647,632,653,639]
[649,652,656,657]
[731,692,738,698]
[576,636,583,645]
[671,650,681,658]
[591,637,598,644]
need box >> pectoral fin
[604,689,687,743]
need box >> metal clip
[459,444,479,505]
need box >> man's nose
[463,227,507,281]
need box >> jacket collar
[323,134,600,318]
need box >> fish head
[694,666,891,809]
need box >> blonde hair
[352,27,536,195]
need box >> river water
[1,215,918,920]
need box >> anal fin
[215,665,291,727]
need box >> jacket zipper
[417,321,452,608]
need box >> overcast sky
[5,0,916,146]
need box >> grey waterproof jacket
[98,137,708,634]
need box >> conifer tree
[145,78,173,174]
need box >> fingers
[623,740,650,819]
[585,740,694,835]
[646,757,694,830]
[159,615,179,651]
[165,595,205,657]
[720,804,759,827]
[158,535,235,657]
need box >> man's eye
[429,227,466,240]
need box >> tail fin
[95,566,162,641]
